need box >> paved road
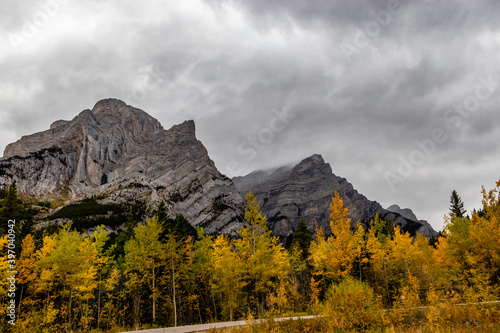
[120,315,318,333]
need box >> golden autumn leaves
[1,181,500,331]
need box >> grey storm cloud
[1,0,500,231]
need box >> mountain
[0,99,243,234]
[232,154,437,245]
[0,99,437,240]
[386,204,418,221]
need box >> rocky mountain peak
[233,154,437,244]
[0,99,244,234]
[91,98,164,133]
[167,119,196,137]
[386,204,419,221]
[292,154,335,180]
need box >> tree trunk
[134,294,141,330]
[68,293,72,332]
[384,257,390,303]
[153,265,156,322]
[97,274,101,328]
[172,263,177,327]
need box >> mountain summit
[386,204,419,221]
[233,154,437,244]
[0,99,243,234]
[0,100,436,239]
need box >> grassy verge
[209,303,500,333]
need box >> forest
[1,180,500,332]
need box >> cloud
[1,0,500,231]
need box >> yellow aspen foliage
[327,192,355,280]
[244,190,269,232]
[123,272,143,330]
[211,234,246,321]
[391,274,422,326]
[322,277,383,330]
[237,191,290,315]
[329,191,351,234]
[17,234,37,286]
[353,223,368,281]
[31,224,102,331]
[309,276,321,310]
[124,216,164,322]
[383,227,435,306]
[426,285,444,329]
[16,234,38,324]
[365,225,390,301]
[434,181,500,301]
[266,276,293,315]
[387,227,413,275]
[0,235,11,328]
[309,192,355,282]
[308,226,331,278]
[99,267,122,328]
[161,232,191,327]
[433,218,464,289]
[35,234,57,312]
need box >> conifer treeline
[1,181,500,332]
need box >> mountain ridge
[0,99,436,240]
[233,154,437,244]
[0,98,243,234]
[386,204,419,221]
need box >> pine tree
[156,200,168,224]
[289,219,312,306]
[370,214,394,243]
[0,180,24,222]
[290,219,312,259]
[449,190,466,219]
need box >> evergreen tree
[0,180,35,251]
[370,214,394,243]
[449,190,466,219]
[174,214,197,239]
[290,219,312,259]
[111,209,138,259]
[0,180,24,221]
[156,200,168,224]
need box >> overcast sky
[1,0,500,231]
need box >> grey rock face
[0,99,243,234]
[386,204,436,236]
[233,154,437,244]
[386,204,418,221]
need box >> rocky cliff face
[386,204,435,234]
[232,154,437,244]
[386,204,418,221]
[0,99,243,234]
